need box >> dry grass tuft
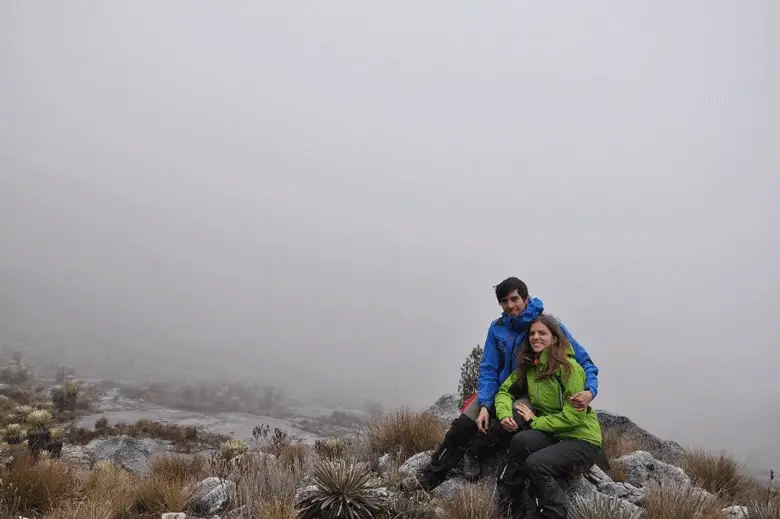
[366,408,446,458]
[277,443,309,470]
[150,453,207,485]
[680,449,758,504]
[235,453,306,519]
[747,500,780,519]
[642,483,724,519]
[601,426,645,461]
[131,475,196,515]
[437,481,499,519]
[44,499,116,519]
[0,454,77,516]
[389,493,438,519]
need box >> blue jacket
[477,297,599,409]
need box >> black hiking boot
[462,451,481,482]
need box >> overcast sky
[1,1,777,470]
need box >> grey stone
[398,450,433,477]
[610,450,691,489]
[85,435,151,476]
[722,505,749,519]
[431,477,470,501]
[190,477,236,517]
[425,393,460,425]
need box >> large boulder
[85,435,152,476]
[595,409,686,462]
[425,393,461,425]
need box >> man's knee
[461,396,482,421]
[512,396,531,409]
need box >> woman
[494,314,603,519]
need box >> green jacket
[495,346,602,447]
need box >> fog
[1,2,777,469]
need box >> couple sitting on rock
[403,277,604,519]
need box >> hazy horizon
[1,1,777,471]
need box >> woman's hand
[500,417,518,432]
[514,403,536,422]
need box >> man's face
[499,289,528,317]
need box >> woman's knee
[508,430,552,457]
[524,451,553,478]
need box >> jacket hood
[500,297,544,331]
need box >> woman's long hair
[515,314,574,389]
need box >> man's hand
[500,417,518,432]
[568,390,594,410]
[476,407,490,433]
[514,403,536,422]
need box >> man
[402,277,599,490]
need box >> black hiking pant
[497,430,602,519]
[421,408,522,484]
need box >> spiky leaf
[296,459,386,519]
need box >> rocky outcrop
[595,409,686,462]
[393,394,744,519]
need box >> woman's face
[529,321,557,353]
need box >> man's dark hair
[494,277,529,302]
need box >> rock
[59,444,90,468]
[425,393,460,425]
[377,453,392,472]
[85,435,151,475]
[161,514,187,519]
[190,477,236,516]
[398,450,433,477]
[610,450,690,489]
[584,465,645,504]
[596,410,685,462]
[722,505,749,519]
[431,477,470,501]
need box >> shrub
[278,443,309,470]
[601,426,645,461]
[236,453,304,519]
[150,453,206,484]
[641,483,724,519]
[366,408,446,458]
[437,481,499,519]
[680,449,756,504]
[0,454,77,515]
[25,408,53,429]
[747,500,780,519]
[457,345,482,408]
[315,437,349,459]
[296,459,386,519]
[132,474,196,515]
[220,439,249,460]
